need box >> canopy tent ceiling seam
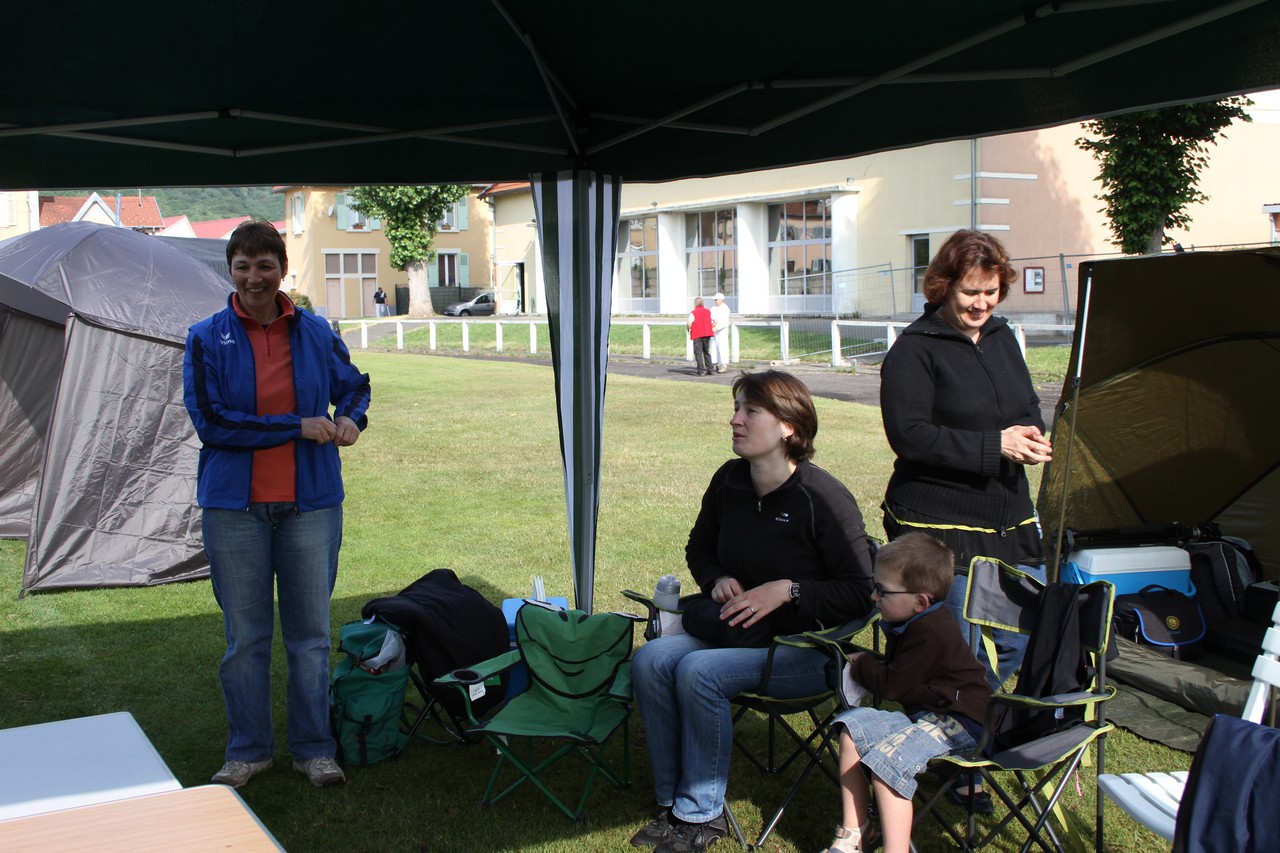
[493,0,581,158]
[2,1,1268,169]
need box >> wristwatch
[789,582,801,603]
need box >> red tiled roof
[39,193,164,228]
[191,216,251,239]
[478,182,530,199]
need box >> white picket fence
[337,317,1072,365]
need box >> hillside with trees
[99,187,282,222]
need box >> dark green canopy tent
[4,0,1278,607]
[1040,249,1280,579]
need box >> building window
[439,199,469,232]
[615,216,659,312]
[685,209,737,299]
[910,235,930,293]
[767,199,832,296]
[290,194,304,235]
[336,192,380,232]
[324,250,379,318]
[428,251,470,288]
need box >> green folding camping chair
[435,602,637,820]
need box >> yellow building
[277,185,493,319]
[485,93,1280,321]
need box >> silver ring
[750,606,757,614]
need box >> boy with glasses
[821,533,990,853]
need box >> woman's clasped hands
[711,575,792,628]
[1000,424,1052,465]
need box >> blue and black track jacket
[183,295,371,511]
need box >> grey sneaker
[631,808,674,847]
[210,758,272,789]
[293,756,346,787]
[655,813,728,852]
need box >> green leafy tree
[348,185,471,317]
[287,290,314,312]
[1076,97,1250,255]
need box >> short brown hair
[921,229,1016,305]
[876,533,956,601]
[731,370,818,461]
[226,219,287,271]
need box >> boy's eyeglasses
[872,582,917,597]
[872,582,933,604]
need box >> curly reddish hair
[921,229,1016,305]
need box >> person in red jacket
[687,296,714,376]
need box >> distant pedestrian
[373,286,389,317]
[688,297,714,376]
[710,292,730,373]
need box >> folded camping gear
[1113,586,1206,661]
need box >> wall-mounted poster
[1024,266,1045,294]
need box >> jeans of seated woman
[944,562,1048,692]
[631,632,829,824]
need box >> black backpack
[1187,538,1266,661]
[993,584,1091,750]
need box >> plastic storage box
[501,596,570,699]
[1062,546,1194,596]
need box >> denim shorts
[833,707,977,800]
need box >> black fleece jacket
[880,304,1043,532]
[685,457,875,636]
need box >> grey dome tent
[0,223,233,595]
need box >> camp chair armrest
[622,589,699,641]
[989,688,1111,712]
[435,648,523,685]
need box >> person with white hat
[709,292,730,373]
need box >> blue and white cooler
[1062,545,1195,596]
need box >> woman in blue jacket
[183,220,370,791]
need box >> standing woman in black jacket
[880,229,1052,685]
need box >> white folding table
[0,711,181,821]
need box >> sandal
[820,822,880,853]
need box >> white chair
[1098,600,1280,841]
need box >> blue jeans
[203,503,342,763]
[944,563,1048,691]
[631,633,829,823]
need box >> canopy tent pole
[531,171,621,613]
[1047,269,1093,580]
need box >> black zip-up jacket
[685,457,875,636]
[880,304,1043,532]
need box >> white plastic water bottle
[654,574,681,612]
[654,574,684,637]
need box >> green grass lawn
[0,352,1179,852]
